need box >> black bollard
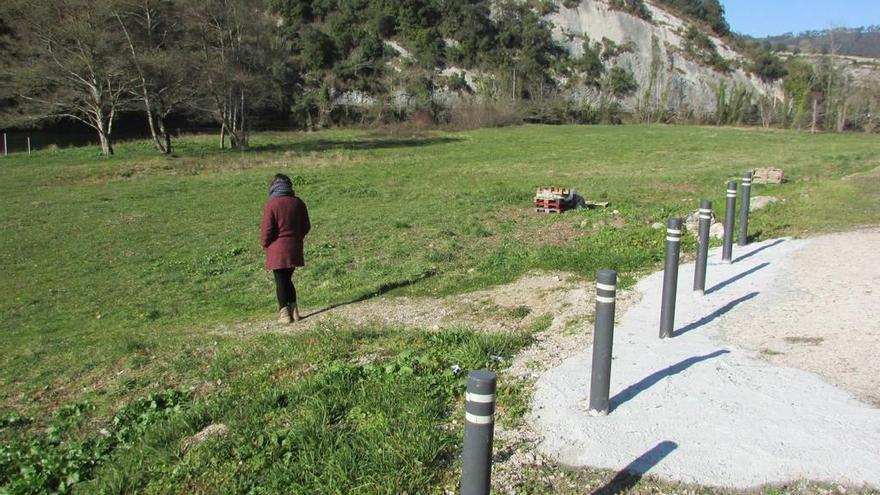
[722,180,737,263]
[738,172,753,247]
[694,200,712,295]
[589,269,617,415]
[460,370,497,495]
[659,218,683,339]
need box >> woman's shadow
[303,269,437,319]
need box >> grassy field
[1,125,879,494]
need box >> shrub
[607,66,639,98]
[608,0,652,20]
[748,50,788,82]
[682,26,730,73]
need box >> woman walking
[260,174,311,323]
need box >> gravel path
[531,232,880,489]
[720,229,880,407]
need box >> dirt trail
[216,271,637,339]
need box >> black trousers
[273,268,297,309]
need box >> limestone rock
[750,196,782,211]
[685,209,716,232]
[181,424,229,453]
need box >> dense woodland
[0,0,876,156]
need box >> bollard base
[587,409,608,417]
[721,259,732,265]
[694,290,705,296]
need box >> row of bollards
[459,172,756,494]
[670,172,754,338]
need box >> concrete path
[531,237,880,488]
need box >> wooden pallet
[533,200,569,208]
[752,168,785,184]
[535,206,568,214]
[536,186,573,197]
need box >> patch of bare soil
[232,272,635,337]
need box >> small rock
[684,208,715,232]
[684,213,699,232]
[750,196,781,211]
[612,210,620,215]
[181,423,229,452]
[709,222,725,240]
[651,222,664,230]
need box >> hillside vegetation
[760,26,880,59]
[1,125,879,493]
[8,0,877,160]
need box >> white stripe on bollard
[465,412,494,425]
[596,296,615,304]
[596,283,616,291]
[466,392,496,403]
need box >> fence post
[461,370,497,495]
[738,172,752,246]
[722,180,737,263]
[27,137,31,156]
[3,133,7,157]
[589,269,617,415]
[694,200,712,295]
[660,218,682,339]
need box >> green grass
[1,125,879,493]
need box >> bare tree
[184,0,281,150]
[115,0,197,154]
[2,0,136,155]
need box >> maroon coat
[260,195,311,270]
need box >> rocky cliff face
[547,0,782,113]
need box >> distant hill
[758,26,880,59]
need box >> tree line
[759,26,880,59]
[0,0,290,155]
[0,0,602,155]
[0,1,875,157]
